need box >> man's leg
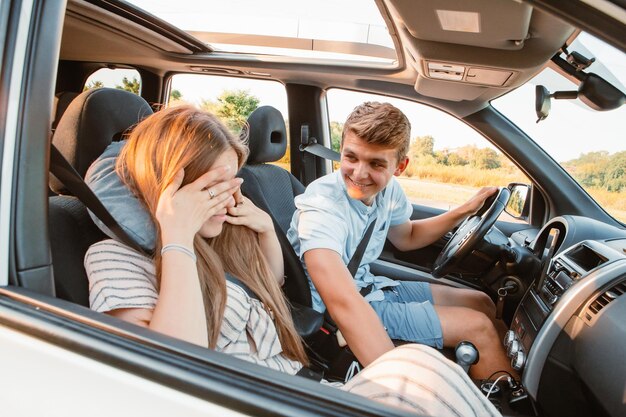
[434,305,517,380]
[431,284,508,341]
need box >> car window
[83,68,142,95]
[169,74,290,168]
[326,88,529,220]
[492,33,626,223]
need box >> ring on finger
[208,188,216,199]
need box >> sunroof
[126,0,397,64]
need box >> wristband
[161,243,197,263]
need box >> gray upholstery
[240,106,310,306]
[246,105,288,164]
[50,88,152,193]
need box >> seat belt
[299,124,339,185]
[49,144,147,255]
[348,218,378,296]
[324,217,377,333]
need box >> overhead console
[384,0,576,100]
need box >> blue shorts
[369,281,443,349]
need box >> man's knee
[441,309,496,344]
[468,291,496,317]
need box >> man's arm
[304,248,394,366]
[387,186,497,251]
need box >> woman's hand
[225,194,273,234]
[226,191,284,283]
[156,167,242,246]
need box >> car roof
[60,0,582,117]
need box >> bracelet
[161,243,197,263]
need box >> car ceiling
[60,0,576,117]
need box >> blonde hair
[116,105,308,364]
[342,101,411,162]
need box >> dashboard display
[565,244,608,272]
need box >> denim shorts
[369,281,443,349]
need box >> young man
[287,102,515,379]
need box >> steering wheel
[431,187,511,278]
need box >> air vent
[583,278,626,324]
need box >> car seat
[48,88,153,305]
[238,106,312,307]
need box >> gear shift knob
[455,341,479,373]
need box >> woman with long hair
[85,105,500,416]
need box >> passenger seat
[48,88,153,305]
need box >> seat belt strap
[302,143,340,161]
[49,144,147,255]
[347,218,377,297]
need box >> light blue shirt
[287,171,413,312]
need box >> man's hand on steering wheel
[459,186,499,217]
[431,187,510,278]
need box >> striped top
[85,239,302,375]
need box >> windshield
[493,33,626,223]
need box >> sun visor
[388,0,532,50]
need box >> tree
[472,148,501,169]
[83,80,103,91]
[201,89,260,133]
[116,76,140,95]
[169,89,182,101]
[330,121,343,152]
[409,135,435,158]
[446,152,468,166]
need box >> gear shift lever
[455,341,479,374]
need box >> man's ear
[394,157,409,176]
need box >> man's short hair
[342,102,411,162]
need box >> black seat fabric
[49,196,106,305]
[49,88,153,305]
[239,106,310,306]
[50,88,153,194]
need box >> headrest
[246,105,287,164]
[50,88,153,194]
[52,91,80,130]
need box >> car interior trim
[0,0,35,288]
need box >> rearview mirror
[535,72,625,122]
[505,183,530,219]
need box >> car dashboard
[506,216,626,417]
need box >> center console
[503,235,626,404]
[505,238,608,372]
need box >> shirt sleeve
[85,239,158,313]
[388,178,413,226]
[294,193,349,258]
[217,283,251,350]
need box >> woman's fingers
[189,165,233,191]
[233,188,245,206]
[162,169,185,198]
[205,178,242,202]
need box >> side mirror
[505,183,530,220]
